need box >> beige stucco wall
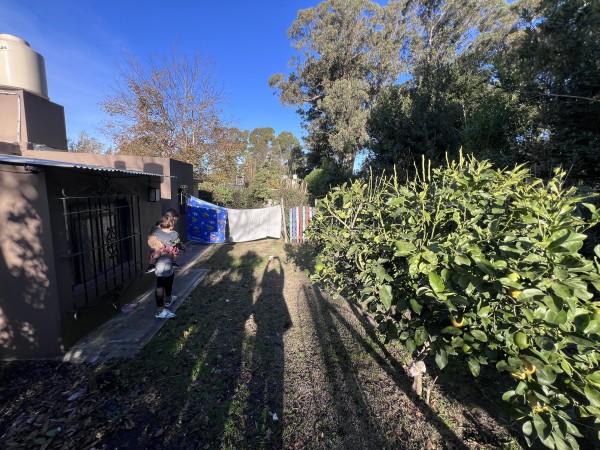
[23,150,196,241]
[0,165,63,359]
[0,162,167,358]
[0,89,67,151]
[0,92,20,144]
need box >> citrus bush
[306,154,600,449]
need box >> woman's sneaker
[155,308,176,319]
[165,295,178,307]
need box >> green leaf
[550,283,572,299]
[474,257,496,277]
[470,330,488,342]
[477,306,491,317]
[441,326,463,335]
[564,419,584,438]
[428,271,445,293]
[536,365,557,386]
[522,420,534,437]
[584,320,600,335]
[534,413,551,440]
[374,265,392,282]
[414,326,428,347]
[573,314,590,332]
[518,288,546,301]
[585,385,600,408]
[454,253,471,266]
[496,360,513,372]
[379,284,393,309]
[515,381,528,395]
[409,298,423,315]
[586,371,600,388]
[551,432,569,450]
[467,357,480,376]
[502,390,516,401]
[435,348,448,370]
[395,240,416,257]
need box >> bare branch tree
[100,46,238,176]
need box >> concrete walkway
[63,243,211,364]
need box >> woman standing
[148,210,180,319]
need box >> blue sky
[0,0,324,147]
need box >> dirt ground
[0,240,524,449]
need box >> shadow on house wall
[0,167,62,359]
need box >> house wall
[0,162,165,358]
[0,165,63,359]
[22,91,68,150]
[0,89,67,151]
[23,150,196,241]
[0,151,196,358]
[0,92,20,144]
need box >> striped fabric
[289,206,315,243]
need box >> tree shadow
[301,283,472,449]
[0,186,61,359]
[285,242,522,448]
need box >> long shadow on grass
[241,256,290,447]
[287,243,521,448]
[103,245,260,448]
[343,299,524,448]
[303,284,471,449]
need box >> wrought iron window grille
[60,179,143,318]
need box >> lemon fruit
[523,361,536,375]
[462,344,473,355]
[509,289,521,299]
[507,272,521,282]
[451,317,465,328]
[515,331,529,350]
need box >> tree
[100,47,238,177]
[497,0,600,178]
[241,128,303,184]
[270,0,410,172]
[68,130,106,154]
[404,0,514,67]
[366,63,469,174]
[365,0,519,175]
[202,126,247,184]
[273,131,302,173]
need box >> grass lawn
[0,239,524,449]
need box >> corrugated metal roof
[0,154,174,178]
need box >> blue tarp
[186,196,227,243]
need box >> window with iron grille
[62,190,143,313]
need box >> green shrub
[306,153,600,449]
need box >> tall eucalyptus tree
[270,0,411,172]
